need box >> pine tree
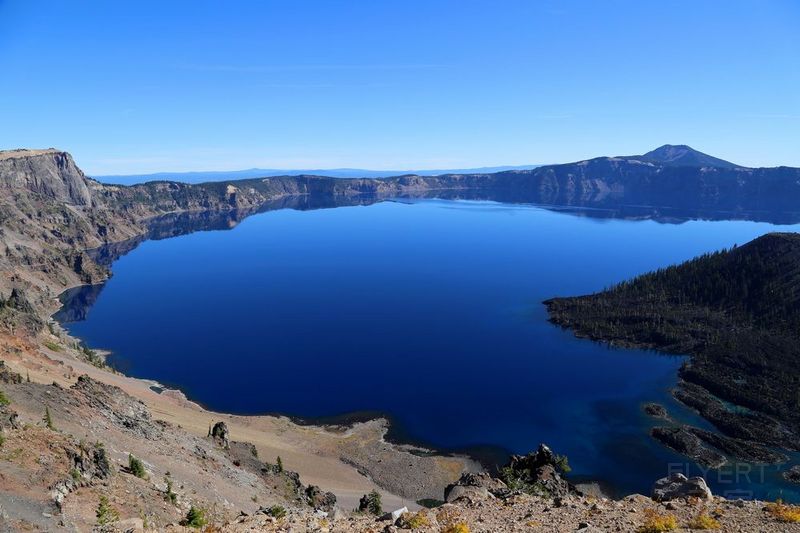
[96,495,119,525]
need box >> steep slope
[546,233,800,458]
[0,149,478,530]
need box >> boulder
[445,472,507,502]
[651,473,712,502]
[210,421,230,449]
[305,484,336,511]
[783,465,800,484]
[380,506,407,522]
[643,403,668,418]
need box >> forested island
[546,232,800,466]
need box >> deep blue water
[59,199,800,500]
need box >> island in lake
[546,233,800,467]
[2,146,800,530]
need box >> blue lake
[58,199,800,500]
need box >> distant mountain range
[94,164,543,185]
[94,144,755,186]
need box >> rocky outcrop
[783,465,800,484]
[305,485,336,511]
[71,374,162,439]
[672,382,797,450]
[686,426,788,464]
[651,473,712,502]
[210,421,230,449]
[643,402,668,419]
[0,150,93,206]
[50,441,111,509]
[650,427,727,469]
[500,444,576,499]
[445,472,508,502]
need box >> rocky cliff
[4,145,800,321]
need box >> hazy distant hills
[95,164,543,185]
[94,145,749,186]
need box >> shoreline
[54,286,508,474]
[38,268,480,510]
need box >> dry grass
[441,523,469,533]
[765,500,800,523]
[637,508,678,532]
[688,512,721,529]
[398,510,430,529]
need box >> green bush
[96,495,119,525]
[184,506,207,528]
[0,390,10,407]
[266,505,286,519]
[82,345,104,368]
[358,490,383,516]
[164,477,177,504]
[128,453,147,479]
[44,407,54,430]
[554,453,571,473]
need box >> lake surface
[58,199,800,501]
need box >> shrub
[498,466,552,497]
[398,510,429,529]
[553,453,571,473]
[358,490,383,516]
[638,509,678,532]
[184,506,207,528]
[442,523,470,533]
[164,477,177,504]
[688,512,721,529]
[82,346,104,368]
[44,407,54,430]
[766,500,800,523]
[276,455,283,472]
[0,390,10,407]
[266,505,286,519]
[128,453,147,479]
[43,341,61,352]
[96,495,119,525]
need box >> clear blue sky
[1,0,798,174]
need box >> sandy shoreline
[1,272,481,512]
